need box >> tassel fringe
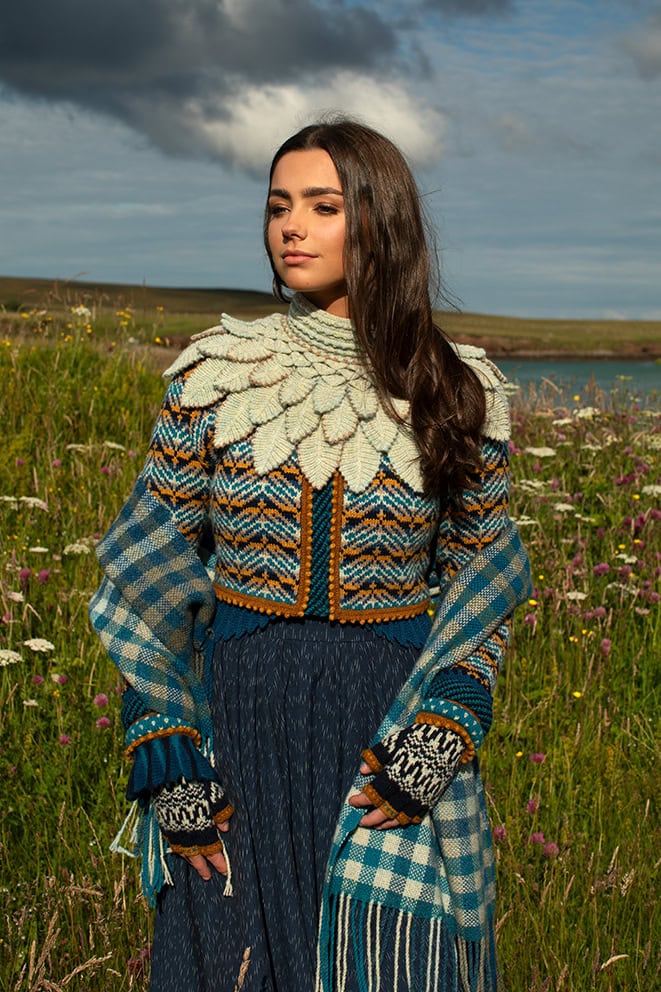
[316,893,497,992]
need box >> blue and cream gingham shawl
[90,474,531,983]
[316,523,531,983]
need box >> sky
[1,0,660,319]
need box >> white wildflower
[63,542,92,556]
[565,591,588,601]
[0,496,19,508]
[553,503,575,513]
[575,514,596,524]
[581,443,601,452]
[28,547,49,554]
[517,479,547,493]
[103,441,126,451]
[23,698,39,707]
[524,446,556,458]
[6,591,24,603]
[574,407,599,419]
[642,484,661,497]
[72,305,91,318]
[19,497,49,511]
[0,649,23,667]
[552,418,573,427]
[66,443,92,453]
[510,515,539,527]
[23,638,55,652]
[614,554,638,564]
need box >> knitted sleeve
[140,368,216,547]
[421,438,513,748]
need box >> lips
[281,251,316,265]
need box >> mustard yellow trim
[125,725,201,760]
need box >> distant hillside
[2,275,660,357]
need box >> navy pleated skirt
[149,619,419,992]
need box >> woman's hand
[183,819,230,880]
[348,762,401,830]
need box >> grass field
[0,322,659,989]
[2,275,661,357]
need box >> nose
[281,205,305,241]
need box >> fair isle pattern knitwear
[164,293,511,493]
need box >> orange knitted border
[124,724,201,760]
[414,711,476,763]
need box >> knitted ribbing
[306,482,333,616]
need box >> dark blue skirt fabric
[149,618,419,992]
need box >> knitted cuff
[153,779,233,856]
[125,712,202,755]
[424,669,493,736]
[361,721,466,826]
[126,732,217,802]
[415,696,485,752]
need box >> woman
[91,118,531,992]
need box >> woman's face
[267,148,348,317]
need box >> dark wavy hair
[264,117,486,500]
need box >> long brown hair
[264,117,486,500]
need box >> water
[497,358,660,400]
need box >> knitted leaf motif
[252,414,295,475]
[340,424,382,493]
[298,423,342,489]
[166,294,510,493]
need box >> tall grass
[0,329,658,990]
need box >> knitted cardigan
[89,295,532,990]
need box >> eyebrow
[268,186,344,200]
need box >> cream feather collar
[166,294,510,494]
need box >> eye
[315,203,339,215]
[268,203,288,218]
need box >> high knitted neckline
[286,293,359,360]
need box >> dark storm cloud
[0,1,397,136]
[422,0,513,14]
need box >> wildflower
[593,563,610,577]
[572,691,583,699]
[19,497,48,510]
[592,606,607,618]
[554,503,574,513]
[530,832,546,845]
[32,674,44,684]
[23,638,55,652]
[524,446,556,458]
[526,798,540,814]
[63,542,91,556]
[100,466,111,475]
[51,458,62,469]
[37,569,50,584]
[493,825,507,843]
[523,613,537,629]
[0,649,23,667]
[600,638,612,658]
[16,457,25,467]
[23,699,39,707]
[515,751,523,758]
[28,546,49,554]
[51,673,67,685]
[619,565,633,580]
[530,753,546,764]
[566,591,587,601]
[59,734,71,746]
[94,692,109,708]
[127,449,137,458]
[19,567,31,590]
[542,841,559,859]
[96,716,111,729]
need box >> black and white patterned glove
[153,778,233,857]
[361,720,466,825]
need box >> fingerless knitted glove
[153,779,233,857]
[361,720,466,826]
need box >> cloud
[178,73,446,173]
[621,12,661,79]
[422,0,513,13]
